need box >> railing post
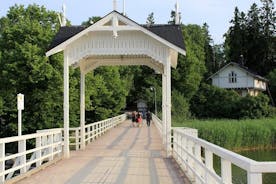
[205,149,214,183]
[195,144,202,183]
[36,136,42,167]
[248,172,262,184]
[75,129,79,150]
[181,135,187,171]
[177,131,181,162]
[49,134,54,161]
[0,143,5,183]
[58,132,63,156]
[187,140,195,181]
[221,159,232,184]
[19,140,26,174]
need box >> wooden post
[80,71,86,150]
[0,143,5,183]
[195,143,202,183]
[49,134,54,161]
[36,136,42,167]
[75,129,79,150]
[205,149,214,183]
[162,73,167,146]
[248,173,262,184]
[165,56,172,157]
[64,50,70,158]
[221,159,232,184]
[19,140,26,174]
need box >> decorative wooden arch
[46,11,186,158]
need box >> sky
[0,0,263,44]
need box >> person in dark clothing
[131,111,136,127]
[146,111,152,127]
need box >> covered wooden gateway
[46,10,186,158]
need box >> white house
[209,62,268,97]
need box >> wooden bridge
[1,114,276,184]
[14,119,189,184]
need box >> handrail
[0,129,63,183]
[152,114,162,136]
[69,114,126,150]
[172,127,276,184]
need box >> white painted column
[64,50,70,158]
[165,56,172,157]
[162,73,167,146]
[80,71,86,150]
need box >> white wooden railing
[0,114,126,183]
[152,114,162,136]
[69,114,126,150]
[172,127,276,184]
[0,129,62,183]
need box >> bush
[172,90,190,119]
[237,93,270,119]
[190,83,240,118]
[191,83,273,119]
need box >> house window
[228,71,237,83]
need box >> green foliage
[146,12,155,25]
[173,118,276,150]
[238,93,271,119]
[81,16,101,27]
[267,69,276,105]
[224,2,275,76]
[171,90,190,119]
[191,84,272,119]
[0,4,62,137]
[0,5,131,137]
[172,25,206,101]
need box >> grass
[173,117,276,151]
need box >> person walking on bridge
[146,111,152,127]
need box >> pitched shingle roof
[48,26,85,50]
[48,25,185,51]
[209,62,268,81]
[143,24,185,51]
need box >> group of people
[131,111,152,127]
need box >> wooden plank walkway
[16,120,190,184]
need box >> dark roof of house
[209,62,268,81]
[48,24,185,52]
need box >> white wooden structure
[46,10,186,158]
[210,62,267,97]
[152,115,276,184]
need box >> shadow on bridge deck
[16,120,190,184]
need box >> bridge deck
[16,120,190,184]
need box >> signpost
[17,93,24,136]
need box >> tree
[172,24,206,101]
[202,23,215,77]
[81,16,101,27]
[0,4,62,137]
[260,0,276,74]
[267,69,276,105]
[245,3,263,74]
[213,44,226,71]
[224,7,247,63]
[146,12,155,25]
